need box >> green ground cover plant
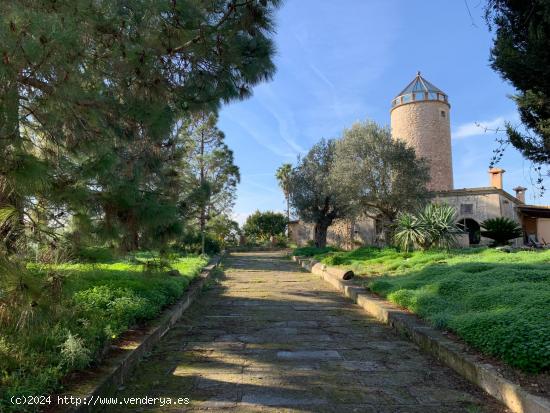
[0,254,206,410]
[310,246,550,373]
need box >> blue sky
[218,0,547,224]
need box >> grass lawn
[294,246,550,374]
[0,252,207,410]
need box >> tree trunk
[200,209,206,255]
[121,212,139,252]
[285,195,290,236]
[199,129,206,255]
[0,78,24,252]
[314,221,329,248]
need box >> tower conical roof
[396,72,445,97]
[391,71,448,109]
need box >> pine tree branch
[171,0,255,54]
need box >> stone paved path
[109,251,505,412]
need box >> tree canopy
[288,122,430,248]
[485,0,550,181]
[180,112,240,254]
[243,210,287,242]
[333,121,430,225]
[288,139,354,248]
[0,0,280,254]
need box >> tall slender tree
[275,163,292,233]
[180,113,240,254]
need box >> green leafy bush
[243,210,287,243]
[273,234,289,247]
[480,217,522,246]
[393,212,425,252]
[74,246,116,262]
[179,231,221,254]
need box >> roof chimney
[513,186,527,203]
[489,168,505,189]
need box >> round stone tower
[390,72,453,191]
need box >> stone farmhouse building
[289,72,550,249]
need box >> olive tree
[332,121,430,239]
[288,139,353,248]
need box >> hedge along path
[107,251,505,412]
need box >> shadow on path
[107,251,506,413]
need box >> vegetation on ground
[0,252,206,410]
[302,246,550,373]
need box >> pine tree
[0,0,280,253]
[485,1,550,173]
[180,113,240,254]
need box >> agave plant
[480,217,522,247]
[393,203,462,251]
[393,212,424,252]
[418,203,462,250]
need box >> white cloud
[452,116,507,139]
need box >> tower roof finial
[417,70,421,76]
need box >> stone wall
[289,217,377,250]
[434,189,522,246]
[391,100,453,191]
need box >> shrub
[273,234,289,247]
[179,231,221,254]
[393,204,462,251]
[74,246,116,262]
[480,217,522,246]
[393,212,425,252]
[59,332,91,369]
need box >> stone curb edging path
[54,254,224,413]
[293,255,550,413]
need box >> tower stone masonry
[390,72,454,191]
